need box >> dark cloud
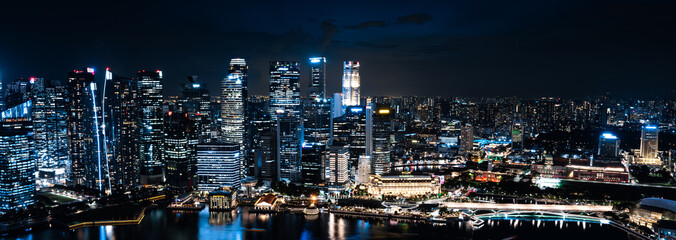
[318,21,339,52]
[396,13,432,24]
[345,21,389,29]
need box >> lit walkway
[441,202,613,212]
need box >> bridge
[440,202,613,212]
[472,211,649,240]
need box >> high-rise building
[137,70,164,184]
[42,81,69,185]
[598,133,620,158]
[301,143,325,185]
[165,112,196,192]
[246,96,273,178]
[332,106,367,172]
[341,61,360,109]
[269,61,302,182]
[222,58,248,175]
[180,76,212,143]
[461,123,474,154]
[332,93,343,118]
[258,129,277,181]
[268,61,301,120]
[640,125,659,159]
[67,68,107,191]
[372,105,392,175]
[325,145,349,186]
[304,57,331,145]
[276,115,303,182]
[308,57,326,99]
[103,69,139,192]
[196,143,241,191]
[303,98,331,145]
[0,101,36,210]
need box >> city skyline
[1,1,675,239]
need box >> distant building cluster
[1,56,676,211]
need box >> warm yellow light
[378,109,390,114]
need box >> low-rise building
[253,193,281,211]
[209,187,237,211]
[368,174,440,197]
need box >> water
[11,207,633,239]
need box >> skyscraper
[67,68,107,191]
[640,125,659,159]
[308,57,326,99]
[301,143,325,185]
[461,123,474,154]
[0,101,36,210]
[42,80,69,185]
[103,69,139,192]
[277,115,303,181]
[332,106,367,172]
[372,105,392,175]
[137,70,164,184]
[304,57,331,145]
[341,61,360,109]
[196,143,241,191]
[164,112,196,192]
[269,61,301,120]
[269,61,302,182]
[325,145,349,186]
[222,58,248,175]
[598,133,620,158]
[180,76,211,143]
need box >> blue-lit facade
[0,101,36,210]
[196,143,241,191]
[598,133,620,158]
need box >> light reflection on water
[13,207,632,240]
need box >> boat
[303,196,320,215]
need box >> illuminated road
[440,202,613,212]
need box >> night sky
[1,0,675,98]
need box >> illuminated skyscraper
[269,61,301,120]
[372,105,392,175]
[164,112,196,191]
[196,143,241,191]
[304,57,331,145]
[269,61,302,182]
[180,76,211,143]
[0,101,36,210]
[598,133,620,158]
[221,58,248,175]
[341,61,360,108]
[67,68,107,191]
[277,115,303,181]
[640,125,659,159]
[137,70,164,184]
[325,145,349,186]
[301,143,325,185]
[332,106,367,173]
[461,123,474,154]
[103,69,139,192]
[308,57,326,99]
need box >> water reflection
[17,208,634,240]
[209,210,235,225]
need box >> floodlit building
[341,61,360,109]
[368,174,441,197]
[221,58,248,174]
[640,125,659,160]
